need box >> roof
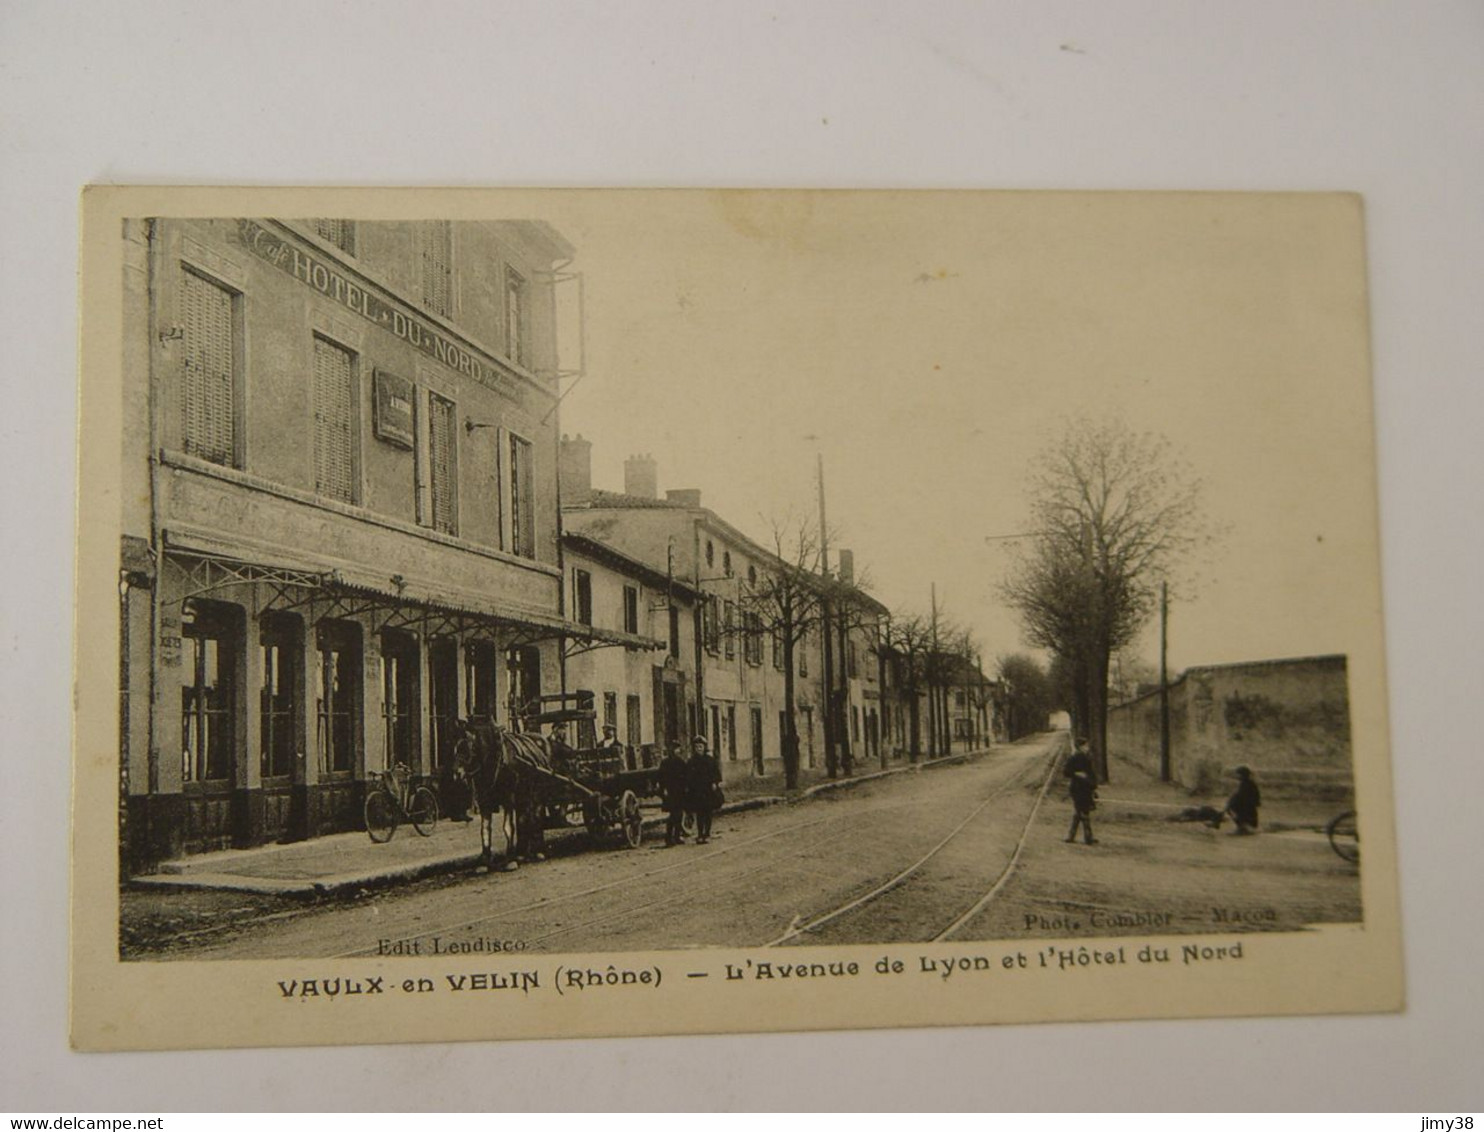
[572,492,890,617]
[562,532,701,600]
[582,489,689,510]
[162,525,664,651]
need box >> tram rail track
[764,737,1066,947]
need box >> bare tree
[732,517,830,791]
[880,612,931,762]
[1001,418,1208,780]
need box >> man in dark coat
[658,742,690,847]
[686,735,724,845]
[1225,765,1261,834]
[1064,738,1099,845]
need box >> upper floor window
[504,267,528,368]
[702,596,719,654]
[312,335,358,505]
[312,219,355,255]
[418,221,453,318]
[509,434,536,558]
[573,568,593,626]
[744,612,763,666]
[426,392,458,534]
[705,541,714,569]
[622,585,640,635]
[179,266,239,467]
[723,600,735,660]
[747,564,758,587]
[723,551,733,578]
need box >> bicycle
[364,763,440,843]
[1326,810,1359,863]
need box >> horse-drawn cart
[538,747,651,849]
[456,697,658,862]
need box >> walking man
[1064,737,1099,845]
[687,734,724,845]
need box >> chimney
[624,453,658,500]
[559,433,592,506]
[837,548,855,585]
[666,488,702,509]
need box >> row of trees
[1001,419,1208,782]
[730,518,995,790]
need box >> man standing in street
[686,734,724,845]
[659,741,690,847]
[1064,737,1099,845]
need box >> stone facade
[1107,654,1354,800]
[117,218,649,871]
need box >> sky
[539,190,1381,675]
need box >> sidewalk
[1098,753,1344,833]
[129,747,996,897]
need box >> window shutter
[313,337,356,503]
[312,219,355,254]
[428,393,457,533]
[180,268,235,465]
[420,221,452,317]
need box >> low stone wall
[1107,655,1354,802]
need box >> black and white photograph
[71,187,1399,1050]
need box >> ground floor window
[182,602,240,785]
[316,621,361,776]
[626,694,643,767]
[381,629,420,772]
[505,644,542,727]
[465,639,499,721]
[259,614,299,780]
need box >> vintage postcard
[73,187,1401,1050]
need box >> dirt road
[122,731,1360,960]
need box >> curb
[130,747,1004,898]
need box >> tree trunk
[908,689,921,762]
[1089,645,1111,783]
[782,647,800,791]
[821,602,837,778]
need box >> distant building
[118,218,646,871]
[561,530,698,764]
[559,441,888,782]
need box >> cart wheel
[365,790,396,843]
[409,786,440,837]
[619,790,643,849]
[582,799,607,838]
[1327,811,1359,863]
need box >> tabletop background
[2,0,1480,1112]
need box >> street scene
[121,732,1360,960]
[112,197,1373,962]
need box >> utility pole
[929,582,940,758]
[817,454,837,777]
[1159,581,1171,782]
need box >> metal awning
[159,528,665,654]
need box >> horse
[454,719,552,871]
